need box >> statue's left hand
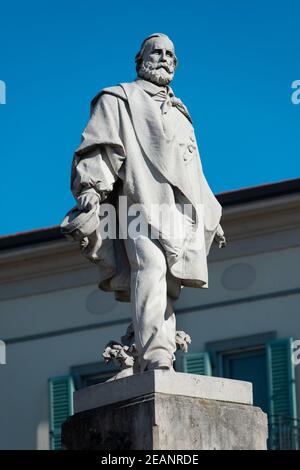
[77,189,100,211]
[216,234,227,248]
[214,225,227,248]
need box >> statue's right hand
[77,190,100,211]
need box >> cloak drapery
[65,80,223,302]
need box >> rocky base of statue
[61,370,268,450]
[102,323,191,379]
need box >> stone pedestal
[62,370,268,450]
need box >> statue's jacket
[69,79,223,302]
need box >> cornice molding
[222,193,300,240]
[0,193,299,287]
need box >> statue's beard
[138,61,175,86]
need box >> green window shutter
[266,338,297,420]
[48,375,74,450]
[181,352,212,375]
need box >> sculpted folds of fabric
[69,80,222,302]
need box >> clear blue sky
[0,0,299,236]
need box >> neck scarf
[136,79,192,123]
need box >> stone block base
[62,371,268,450]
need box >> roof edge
[0,177,299,251]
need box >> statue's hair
[135,33,178,72]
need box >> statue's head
[135,33,178,86]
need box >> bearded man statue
[61,33,226,373]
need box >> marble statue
[61,33,226,373]
[102,324,192,380]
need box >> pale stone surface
[74,370,253,413]
[61,33,227,372]
[63,373,267,450]
[102,325,193,379]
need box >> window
[221,346,269,413]
[206,333,299,449]
[70,361,119,389]
[48,361,118,449]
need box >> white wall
[1,204,300,449]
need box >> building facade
[0,178,299,450]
